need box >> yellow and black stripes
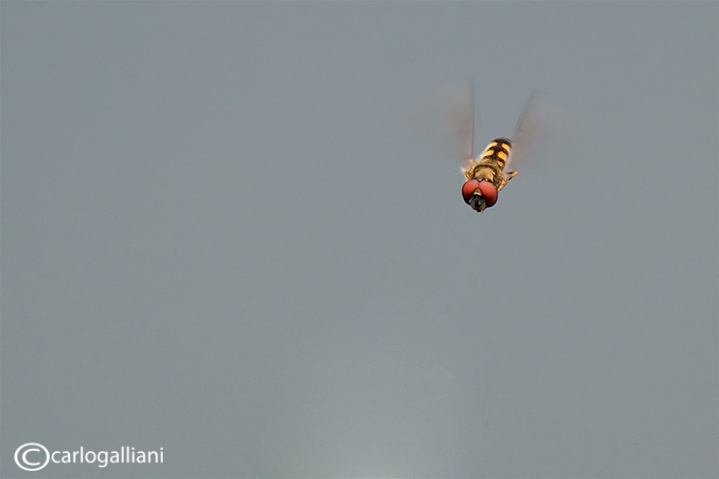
[480,138,512,169]
[464,137,516,192]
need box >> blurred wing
[405,81,477,170]
[506,91,562,173]
[453,81,475,166]
[435,81,475,169]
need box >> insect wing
[454,81,475,166]
[406,81,477,171]
[435,81,475,169]
[505,91,561,174]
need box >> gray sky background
[1,2,717,478]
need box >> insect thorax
[464,138,512,189]
[465,160,505,189]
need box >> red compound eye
[461,179,481,204]
[476,180,497,207]
[462,179,498,207]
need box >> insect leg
[497,171,518,192]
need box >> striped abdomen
[478,138,512,170]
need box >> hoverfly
[450,83,549,213]
[461,137,516,213]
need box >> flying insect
[462,137,516,213]
[451,84,549,213]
